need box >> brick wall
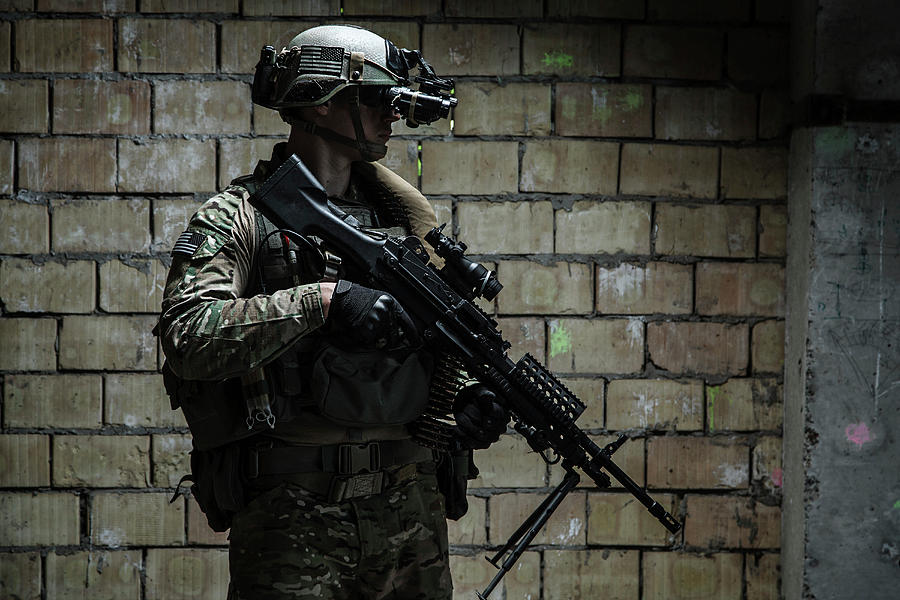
[0,1,789,598]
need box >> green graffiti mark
[549,323,572,358]
[894,500,900,510]
[417,143,422,177]
[622,90,644,111]
[543,51,574,69]
[707,385,722,432]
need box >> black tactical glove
[452,384,509,449]
[327,280,421,349]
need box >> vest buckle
[336,442,381,475]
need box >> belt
[244,440,435,503]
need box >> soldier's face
[320,93,401,157]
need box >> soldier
[156,25,508,599]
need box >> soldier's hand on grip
[327,280,421,349]
[453,385,509,449]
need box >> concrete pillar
[785,1,900,598]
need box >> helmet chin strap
[281,89,387,162]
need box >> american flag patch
[299,45,344,76]
[172,231,205,256]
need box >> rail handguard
[248,155,683,598]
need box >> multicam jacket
[157,143,441,445]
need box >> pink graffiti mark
[845,422,874,448]
[770,468,783,488]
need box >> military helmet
[252,25,410,110]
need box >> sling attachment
[241,369,275,430]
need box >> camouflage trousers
[226,463,452,599]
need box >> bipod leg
[476,469,581,599]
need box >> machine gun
[249,155,682,598]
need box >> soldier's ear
[314,101,332,116]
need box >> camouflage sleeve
[158,185,326,381]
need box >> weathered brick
[0,140,12,194]
[470,435,546,488]
[119,138,216,193]
[746,552,780,600]
[0,492,79,545]
[0,22,9,74]
[450,552,539,600]
[0,552,40,600]
[343,0,440,16]
[496,261,593,315]
[51,198,150,253]
[544,549,639,600]
[648,321,749,376]
[429,197,451,229]
[547,0,643,18]
[457,201,554,254]
[1,0,32,10]
[53,79,150,135]
[753,436,783,496]
[152,197,204,252]
[422,141,518,195]
[684,495,780,549]
[0,199,47,253]
[59,315,158,371]
[106,373,186,428]
[145,548,229,600]
[53,435,150,488]
[19,138,116,192]
[620,144,718,198]
[727,28,789,88]
[0,318,56,371]
[759,90,790,139]
[253,105,290,135]
[219,137,277,189]
[221,20,308,73]
[759,204,787,256]
[142,0,236,11]
[3,374,102,428]
[648,436,749,489]
[99,259,167,313]
[423,24,519,76]
[643,552,742,600]
[38,0,134,9]
[379,139,419,188]
[587,492,677,545]
[0,434,50,487]
[521,140,619,194]
[496,317,546,364]
[447,495,486,545]
[606,378,704,431]
[557,377,604,429]
[752,319,784,374]
[0,258,95,313]
[548,318,644,374]
[597,262,692,315]
[707,378,782,432]
[557,83,652,138]
[46,550,142,600]
[118,18,215,72]
[92,492,185,546]
[624,26,722,80]
[696,262,785,316]
[446,0,540,17]
[155,80,251,134]
[721,147,788,199]
[656,87,756,141]
[187,496,230,545]
[648,0,751,21]
[524,24,620,77]
[0,79,48,132]
[242,0,338,16]
[655,204,756,257]
[454,82,551,136]
[16,19,113,72]
[333,20,419,57]
[152,434,191,488]
[490,492,586,546]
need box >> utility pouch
[177,444,246,532]
[436,448,478,521]
[310,342,434,427]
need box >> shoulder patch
[171,230,206,256]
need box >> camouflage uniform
[158,143,452,599]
